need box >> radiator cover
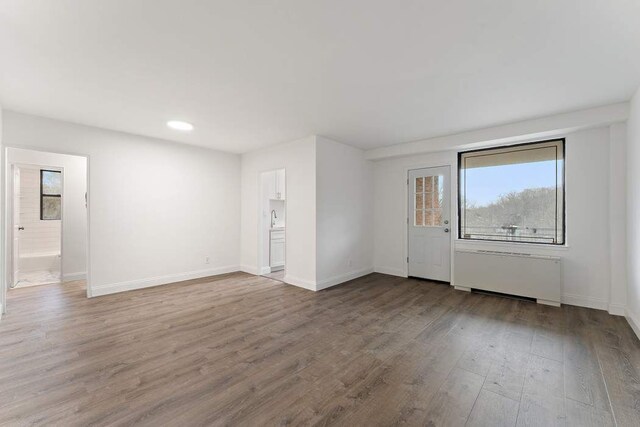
[454,250,562,305]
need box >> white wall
[7,148,87,280]
[609,123,627,315]
[626,87,640,336]
[0,104,4,315]
[374,150,456,278]
[316,136,373,289]
[374,126,623,312]
[241,136,317,289]
[3,111,241,296]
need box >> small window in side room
[40,170,62,220]
[458,139,565,245]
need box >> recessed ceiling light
[167,120,194,131]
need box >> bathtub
[19,251,61,273]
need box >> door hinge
[407,217,409,224]
[407,178,409,185]
[407,257,409,263]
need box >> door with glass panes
[408,166,451,281]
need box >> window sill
[454,239,570,252]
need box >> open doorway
[11,165,63,288]
[3,147,89,314]
[259,168,286,282]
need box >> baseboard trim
[608,303,626,316]
[240,264,259,275]
[626,308,640,341]
[561,293,608,311]
[259,266,271,275]
[91,265,240,297]
[282,274,316,291]
[316,268,374,291]
[373,266,407,278]
[63,272,86,282]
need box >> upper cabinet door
[264,170,277,200]
[276,169,286,200]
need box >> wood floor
[262,269,285,282]
[1,273,639,426]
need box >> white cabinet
[275,169,285,200]
[270,229,285,270]
[266,169,286,200]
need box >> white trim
[608,303,626,316]
[625,308,640,341]
[374,266,407,278]
[91,265,239,297]
[63,272,86,282]
[259,266,271,275]
[537,299,561,307]
[282,274,316,291]
[561,293,608,311]
[240,264,259,275]
[316,268,374,291]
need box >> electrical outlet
[205,256,210,264]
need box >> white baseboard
[561,293,608,311]
[282,274,316,291]
[259,266,271,275]
[240,264,259,275]
[316,268,374,291]
[538,299,561,307]
[90,265,240,297]
[63,272,86,282]
[373,266,407,278]
[608,303,626,316]
[626,308,640,341]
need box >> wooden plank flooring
[0,272,639,426]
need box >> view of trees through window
[459,140,564,245]
[41,170,62,220]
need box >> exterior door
[408,166,451,281]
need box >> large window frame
[457,138,566,246]
[40,169,62,221]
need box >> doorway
[408,166,451,282]
[259,168,286,282]
[3,147,89,316]
[11,165,63,288]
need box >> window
[414,175,444,227]
[458,139,565,245]
[40,170,62,220]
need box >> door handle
[444,228,449,233]
[18,226,24,231]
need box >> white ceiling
[1,1,639,153]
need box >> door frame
[403,156,457,283]
[257,167,287,279]
[8,163,65,290]
[2,145,91,317]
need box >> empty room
[0,1,639,426]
